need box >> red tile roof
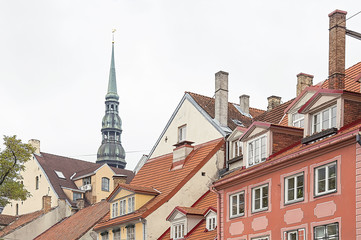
[253,98,294,125]
[0,210,45,237]
[94,138,224,231]
[321,62,361,92]
[188,92,265,129]
[34,201,109,240]
[35,152,134,206]
[0,214,16,226]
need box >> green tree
[0,135,34,207]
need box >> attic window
[232,119,244,127]
[311,105,336,134]
[54,170,65,179]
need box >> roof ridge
[40,152,98,165]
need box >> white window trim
[252,184,269,213]
[178,125,186,142]
[311,105,337,134]
[229,191,245,218]
[251,236,269,240]
[284,172,304,204]
[120,199,126,216]
[126,225,135,240]
[314,222,339,239]
[206,215,217,231]
[315,161,337,197]
[172,222,185,239]
[128,196,135,213]
[231,140,241,159]
[111,202,118,218]
[292,113,304,128]
[247,134,267,168]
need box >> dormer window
[292,113,304,128]
[205,210,217,231]
[231,140,242,159]
[312,105,336,134]
[178,125,186,142]
[172,223,185,239]
[248,135,267,167]
[128,196,135,213]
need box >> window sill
[314,189,337,198]
[229,213,245,219]
[284,198,304,206]
[251,208,268,214]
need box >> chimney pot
[296,73,314,96]
[42,195,51,213]
[28,139,40,155]
[215,71,229,127]
[172,141,194,169]
[239,95,250,115]
[267,96,281,111]
[328,9,347,89]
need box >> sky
[0,1,360,171]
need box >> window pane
[327,224,337,236]
[315,226,325,237]
[232,195,237,216]
[318,168,326,180]
[255,189,260,199]
[261,137,266,159]
[314,114,320,132]
[239,193,244,214]
[262,186,268,197]
[297,175,303,187]
[248,142,253,165]
[322,109,330,129]
[255,139,260,163]
[300,119,304,128]
[262,196,268,208]
[318,179,326,193]
[331,106,337,128]
[255,199,260,209]
[288,189,294,201]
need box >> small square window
[285,173,304,204]
[315,162,337,196]
[252,184,268,213]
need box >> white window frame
[285,172,304,204]
[251,236,269,240]
[111,202,118,218]
[173,223,185,239]
[120,199,126,215]
[178,125,186,142]
[126,225,135,240]
[128,196,135,213]
[314,161,337,197]
[229,191,245,218]
[231,140,242,159]
[284,228,305,240]
[101,177,110,191]
[252,184,269,213]
[207,215,217,231]
[311,105,337,134]
[314,223,339,239]
[292,113,304,128]
[248,135,267,167]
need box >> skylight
[232,119,245,127]
[55,170,66,179]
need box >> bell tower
[96,30,126,169]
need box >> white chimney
[215,71,229,127]
[239,94,250,115]
[28,139,40,155]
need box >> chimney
[328,10,347,89]
[113,175,127,190]
[172,141,194,169]
[42,195,51,213]
[215,71,229,127]
[28,139,40,155]
[76,198,85,210]
[267,96,281,111]
[296,73,314,96]
[239,95,250,115]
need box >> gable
[287,90,317,114]
[111,188,134,202]
[150,96,223,158]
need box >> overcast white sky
[0,1,360,171]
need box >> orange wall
[220,143,357,239]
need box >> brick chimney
[328,10,347,89]
[42,195,51,213]
[113,175,127,190]
[296,73,314,96]
[267,96,281,111]
[239,95,250,115]
[215,71,229,127]
[28,139,40,155]
[172,141,194,170]
[76,198,85,210]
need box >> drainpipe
[210,186,222,240]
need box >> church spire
[96,30,126,169]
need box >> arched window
[35,176,39,190]
[102,177,110,192]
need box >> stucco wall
[146,149,224,239]
[3,200,71,240]
[151,98,222,158]
[95,165,116,201]
[2,154,58,215]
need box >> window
[231,140,242,158]
[16,203,19,215]
[112,202,118,218]
[178,125,186,142]
[83,177,91,185]
[312,105,337,133]
[101,177,109,191]
[126,225,135,240]
[252,184,268,212]
[284,229,305,240]
[251,236,269,240]
[73,192,82,201]
[285,173,304,204]
[314,223,339,239]
[292,113,304,128]
[128,196,135,213]
[54,170,66,179]
[229,191,245,218]
[248,135,267,167]
[173,223,185,239]
[35,176,39,190]
[113,229,120,240]
[315,162,337,196]
[120,199,126,215]
[101,232,109,240]
[207,216,217,231]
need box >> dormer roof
[108,183,160,201]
